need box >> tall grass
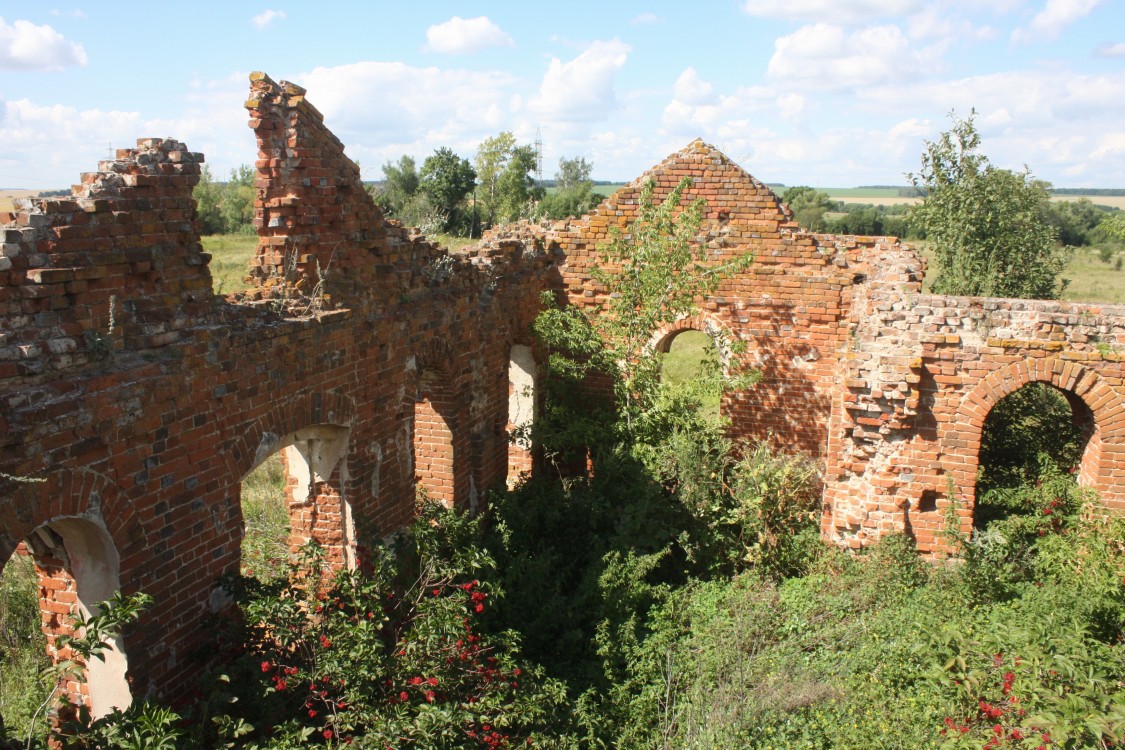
[240,453,291,580]
[0,554,51,740]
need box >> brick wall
[1,72,1123,715]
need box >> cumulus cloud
[529,39,630,123]
[291,61,521,171]
[0,17,87,71]
[673,68,717,106]
[424,16,514,54]
[1092,132,1125,158]
[767,23,925,90]
[1095,41,1125,57]
[251,10,286,30]
[1012,0,1103,43]
[661,81,775,139]
[742,0,923,25]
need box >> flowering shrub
[188,501,572,748]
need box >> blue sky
[1,1,1123,190]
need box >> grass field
[201,233,258,294]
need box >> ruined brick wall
[2,72,1124,717]
[824,280,1125,554]
[0,72,555,712]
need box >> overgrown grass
[240,452,290,580]
[0,554,51,741]
[201,233,257,296]
[660,330,721,417]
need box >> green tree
[220,164,255,235]
[908,111,1068,299]
[534,177,753,443]
[419,147,476,234]
[495,144,542,223]
[474,132,542,226]
[538,156,603,220]
[372,154,420,216]
[474,132,517,225]
[192,165,225,235]
[781,186,837,232]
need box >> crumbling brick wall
[0,72,555,713]
[1,72,1123,715]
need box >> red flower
[424,690,435,702]
[260,661,271,673]
[427,677,438,686]
[308,709,317,718]
[399,691,408,701]
[323,729,333,740]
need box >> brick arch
[0,469,137,717]
[949,357,1125,513]
[414,337,457,376]
[219,391,358,570]
[0,469,139,568]
[649,313,742,376]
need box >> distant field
[592,183,627,197]
[0,190,39,212]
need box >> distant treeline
[1050,188,1125,196]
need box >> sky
[1,1,1123,191]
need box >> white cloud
[529,39,630,123]
[767,23,926,90]
[742,0,924,25]
[1092,132,1125,159]
[1095,41,1125,57]
[888,118,932,139]
[251,10,286,30]
[776,92,806,120]
[629,12,662,25]
[673,68,717,106]
[424,16,514,55]
[0,17,87,71]
[48,10,87,19]
[293,61,520,169]
[1012,0,1103,43]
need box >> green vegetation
[908,111,1068,299]
[201,233,258,295]
[240,454,290,581]
[6,128,1125,749]
[536,157,603,220]
[0,554,51,742]
[194,165,255,237]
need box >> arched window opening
[414,369,456,507]
[975,381,1092,529]
[507,344,537,487]
[240,425,352,577]
[657,329,722,418]
[0,517,131,736]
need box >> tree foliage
[419,147,477,234]
[193,165,255,236]
[781,186,838,232]
[908,111,1069,299]
[372,155,420,215]
[474,132,542,226]
[537,157,603,220]
[534,177,753,445]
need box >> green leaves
[908,110,1069,299]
